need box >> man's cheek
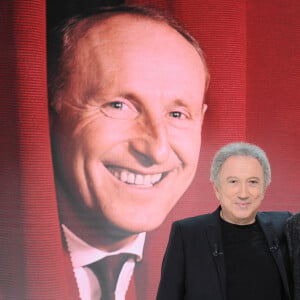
[180,139,201,161]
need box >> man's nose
[238,183,249,200]
[129,118,171,166]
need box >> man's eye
[169,111,185,119]
[167,107,192,129]
[109,101,124,110]
[100,99,138,120]
[228,179,238,184]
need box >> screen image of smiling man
[49,5,208,300]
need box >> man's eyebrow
[225,176,261,181]
[172,99,189,106]
[248,177,261,181]
[226,176,238,180]
[120,93,140,102]
[173,99,206,117]
[81,84,101,103]
[172,98,205,111]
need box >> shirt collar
[62,225,146,268]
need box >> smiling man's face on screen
[51,14,207,240]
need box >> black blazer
[156,207,292,300]
[286,212,300,300]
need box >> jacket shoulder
[258,211,292,222]
[258,211,292,235]
[286,211,300,227]
[173,212,215,231]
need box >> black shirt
[220,217,284,300]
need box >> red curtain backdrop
[0,0,299,299]
[0,1,78,299]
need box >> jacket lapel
[257,213,291,299]
[205,208,226,300]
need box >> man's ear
[261,186,266,199]
[201,103,208,120]
[202,103,208,114]
[213,183,220,201]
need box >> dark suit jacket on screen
[156,207,291,300]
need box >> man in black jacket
[157,142,291,300]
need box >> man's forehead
[61,12,206,107]
[73,14,204,79]
[66,12,206,86]
[74,13,191,52]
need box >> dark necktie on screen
[88,253,132,300]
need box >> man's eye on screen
[100,99,138,119]
[169,111,184,118]
[167,109,191,128]
[110,101,124,109]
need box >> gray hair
[210,142,271,187]
[48,5,209,111]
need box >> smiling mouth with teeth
[106,166,165,187]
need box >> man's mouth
[106,166,165,187]
[236,202,250,208]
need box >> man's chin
[112,217,167,236]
